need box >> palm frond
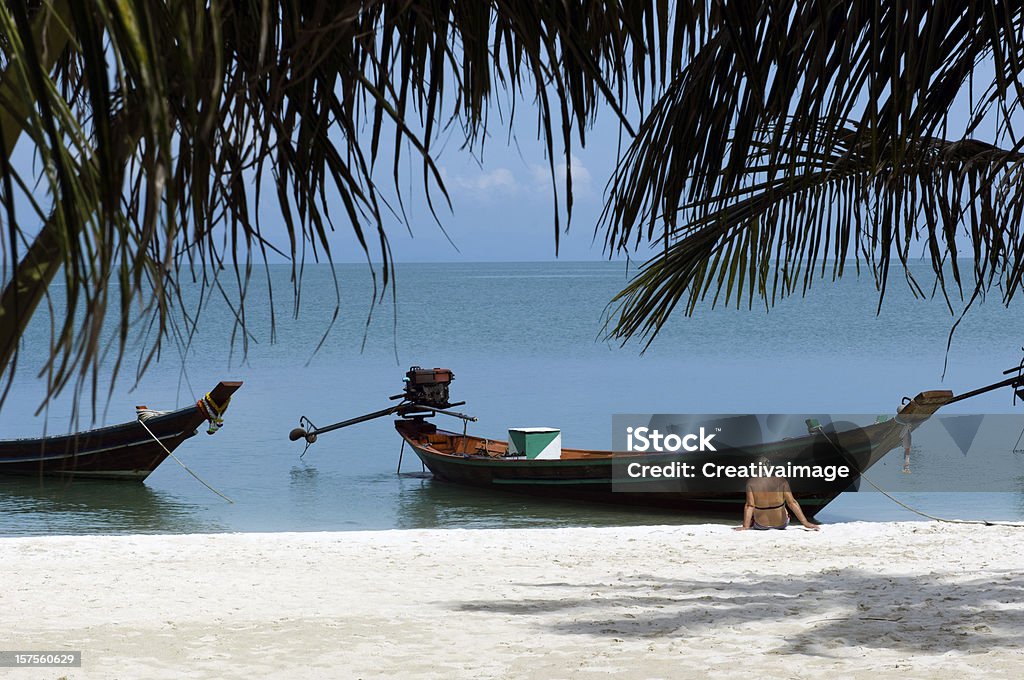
[602,0,1024,344]
[606,128,1024,346]
[0,1,696,413]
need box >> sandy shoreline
[2,522,1022,678]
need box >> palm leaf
[0,1,696,412]
[601,0,1024,345]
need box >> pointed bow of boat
[0,380,243,481]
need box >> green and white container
[508,427,561,460]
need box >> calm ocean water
[2,261,1023,536]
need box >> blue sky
[2,103,626,266]
[4,54,1013,268]
[324,109,629,263]
[319,57,1011,265]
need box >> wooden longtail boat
[290,368,1024,518]
[0,381,241,481]
[392,405,935,519]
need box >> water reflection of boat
[390,471,709,530]
[291,367,1024,519]
[0,477,224,534]
[0,381,241,481]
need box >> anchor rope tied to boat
[198,392,231,435]
[137,416,235,504]
[816,428,1024,528]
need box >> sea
[2,260,1023,536]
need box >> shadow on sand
[454,568,1024,655]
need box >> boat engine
[288,366,473,449]
[402,367,455,408]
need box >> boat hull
[0,382,241,482]
[403,430,837,517]
[396,391,952,518]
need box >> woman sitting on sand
[735,459,820,531]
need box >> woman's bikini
[751,500,789,530]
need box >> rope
[1013,422,1024,452]
[817,427,1024,528]
[138,416,235,504]
[853,466,1024,527]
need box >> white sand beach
[2,522,1022,679]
